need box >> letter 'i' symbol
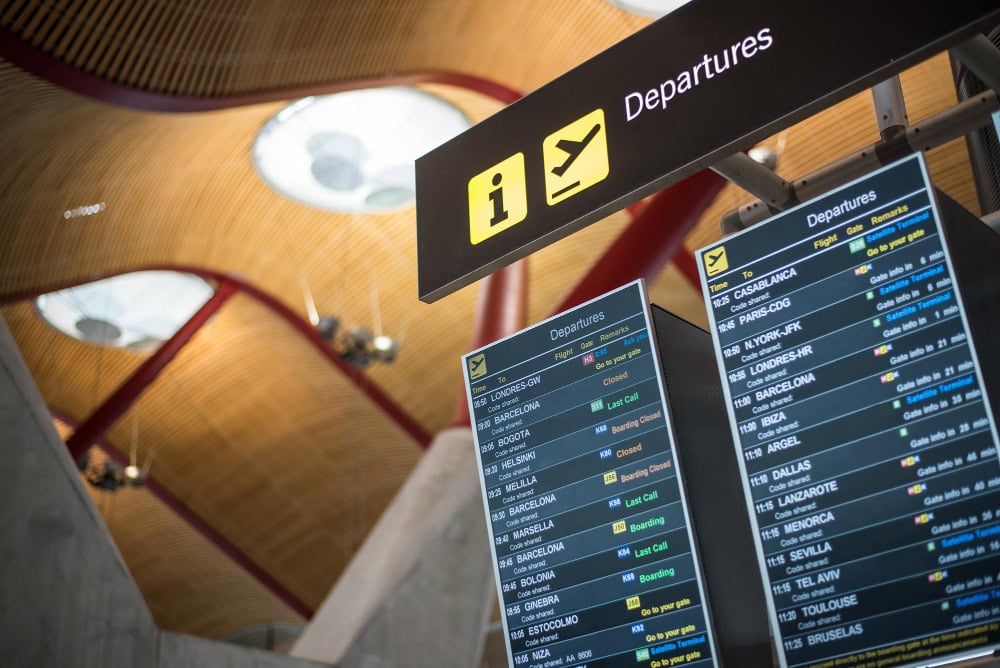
[489,173,509,226]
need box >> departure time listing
[700,155,1000,668]
[464,281,718,668]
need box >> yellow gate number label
[703,245,729,277]
[543,109,610,206]
[468,152,528,245]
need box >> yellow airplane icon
[703,246,729,277]
[543,109,609,206]
[468,353,487,379]
[551,123,601,177]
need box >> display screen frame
[463,279,721,668]
[697,154,1000,668]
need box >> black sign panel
[416,0,1000,302]
[699,155,1000,668]
[464,281,718,668]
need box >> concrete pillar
[0,314,328,668]
[0,315,158,667]
[291,427,495,668]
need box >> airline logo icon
[543,109,610,205]
[703,245,729,277]
[468,153,527,245]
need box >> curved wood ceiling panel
[2,301,147,418]
[2,1,649,97]
[77,447,305,640]
[100,294,423,609]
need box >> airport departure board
[464,281,718,668]
[699,155,1000,668]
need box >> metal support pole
[65,278,239,463]
[710,152,796,210]
[952,34,1000,93]
[720,90,1000,234]
[871,76,909,140]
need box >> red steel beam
[52,409,314,619]
[1,265,432,448]
[672,248,704,294]
[65,279,239,462]
[553,169,726,313]
[0,29,522,111]
[452,260,529,427]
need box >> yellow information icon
[468,353,487,379]
[468,153,528,245]
[543,109,610,206]
[703,245,729,277]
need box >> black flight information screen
[699,155,1000,668]
[464,281,718,668]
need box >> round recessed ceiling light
[35,270,215,351]
[252,87,471,214]
[606,0,694,18]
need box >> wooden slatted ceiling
[34,290,426,615]
[55,432,306,640]
[1,1,648,97]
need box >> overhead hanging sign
[415,0,999,302]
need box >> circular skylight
[252,87,471,213]
[606,0,694,18]
[35,271,215,351]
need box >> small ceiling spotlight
[123,464,148,487]
[315,321,401,367]
[316,315,340,343]
[372,335,399,363]
[748,146,780,171]
[339,326,374,367]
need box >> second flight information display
[700,155,1000,668]
[464,281,718,668]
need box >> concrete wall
[0,315,327,668]
[158,632,327,668]
[292,427,495,668]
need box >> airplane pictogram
[550,123,601,177]
[703,246,729,276]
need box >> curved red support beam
[553,169,726,313]
[451,260,528,427]
[52,409,313,619]
[0,28,522,111]
[672,248,704,293]
[0,264,432,448]
[66,279,239,462]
